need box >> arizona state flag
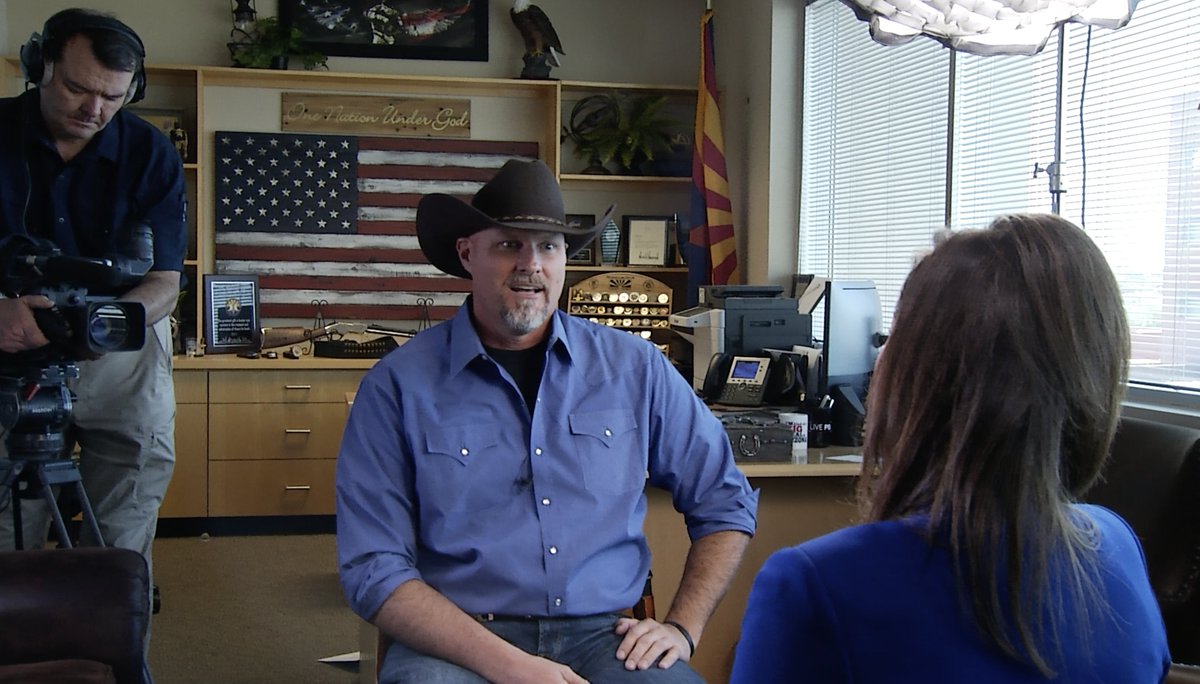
[687,8,739,304]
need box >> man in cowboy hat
[336,159,758,684]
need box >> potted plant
[563,95,621,175]
[564,93,687,175]
[229,17,327,70]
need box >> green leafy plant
[565,93,685,175]
[230,17,327,70]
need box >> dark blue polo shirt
[0,89,186,273]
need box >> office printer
[669,284,811,391]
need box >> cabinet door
[160,401,207,518]
[208,403,347,461]
[209,370,364,404]
[208,459,337,516]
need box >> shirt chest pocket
[421,424,518,513]
[568,409,645,495]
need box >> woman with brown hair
[731,214,1170,683]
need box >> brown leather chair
[0,547,150,684]
[1168,663,1200,684]
[1085,416,1200,666]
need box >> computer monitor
[821,280,882,398]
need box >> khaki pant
[0,317,176,571]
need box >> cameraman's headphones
[19,9,147,106]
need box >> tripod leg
[11,492,23,551]
[72,480,104,547]
[38,475,73,549]
[1,461,26,550]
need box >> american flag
[214,131,539,324]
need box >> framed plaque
[623,215,671,266]
[203,275,260,354]
[565,214,598,265]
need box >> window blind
[803,0,1200,392]
[1060,1,1200,388]
[951,46,1061,229]
[800,0,949,331]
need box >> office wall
[2,0,801,287]
[714,1,803,290]
[5,1,702,84]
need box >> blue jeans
[378,613,705,684]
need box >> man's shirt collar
[447,297,575,376]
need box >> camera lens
[89,305,131,350]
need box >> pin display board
[567,271,672,353]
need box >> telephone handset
[702,353,800,406]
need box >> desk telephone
[702,353,803,406]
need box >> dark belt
[472,613,535,622]
[473,609,635,622]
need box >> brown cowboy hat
[416,159,614,279]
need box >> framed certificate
[623,215,671,266]
[203,275,260,353]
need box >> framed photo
[623,215,672,266]
[127,106,184,138]
[565,214,598,265]
[203,275,260,354]
[281,1,489,62]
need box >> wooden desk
[645,459,860,683]
[357,459,861,684]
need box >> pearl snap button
[604,428,612,437]
[460,448,468,456]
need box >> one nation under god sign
[281,92,470,137]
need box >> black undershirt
[485,339,548,416]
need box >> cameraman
[0,8,185,572]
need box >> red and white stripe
[215,136,538,324]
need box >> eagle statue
[510,0,564,79]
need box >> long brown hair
[860,213,1130,675]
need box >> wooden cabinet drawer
[160,402,208,518]
[209,459,336,516]
[173,369,207,403]
[209,370,364,404]
[209,403,345,460]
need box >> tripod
[1,458,103,550]
[0,362,104,550]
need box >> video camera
[0,226,155,550]
[0,224,153,368]
[0,226,152,460]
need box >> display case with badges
[567,272,673,353]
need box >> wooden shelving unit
[2,59,697,354]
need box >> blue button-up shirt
[337,304,759,621]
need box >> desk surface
[738,445,863,478]
[174,354,376,370]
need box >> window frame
[799,0,1200,420]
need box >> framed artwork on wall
[280,0,489,62]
